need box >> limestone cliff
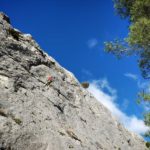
[0,12,148,150]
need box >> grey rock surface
[0,12,148,150]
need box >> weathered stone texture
[0,12,148,150]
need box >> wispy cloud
[124,73,138,80]
[82,69,93,77]
[124,72,150,92]
[93,79,117,100]
[122,99,130,110]
[124,72,150,111]
[88,79,149,135]
[137,80,150,92]
[87,39,98,49]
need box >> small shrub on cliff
[13,118,22,125]
[81,82,89,89]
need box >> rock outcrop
[0,12,148,150]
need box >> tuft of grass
[69,145,74,149]
[11,116,22,125]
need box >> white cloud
[122,99,129,110]
[124,73,138,80]
[94,79,117,99]
[88,79,149,135]
[87,39,98,48]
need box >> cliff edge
[0,12,148,150]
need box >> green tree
[105,0,150,139]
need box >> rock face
[0,12,148,150]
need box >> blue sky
[1,0,149,135]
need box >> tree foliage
[106,0,150,78]
[105,0,150,138]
